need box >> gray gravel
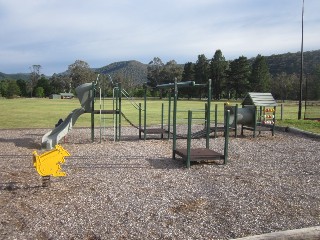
[0,127,319,240]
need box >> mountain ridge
[1,50,319,84]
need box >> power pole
[298,0,304,120]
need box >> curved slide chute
[42,83,92,149]
[41,107,85,149]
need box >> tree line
[147,50,319,101]
[0,50,319,100]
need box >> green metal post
[234,104,238,137]
[144,85,147,140]
[172,79,178,159]
[91,82,95,142]
[168,91,172,140]
[223,103,227,137]
[224,110,230,164]
[161,103,164,139]
[214,104,218,138]
[118,83,122,141]
[259,106,263,135]
[139,103,142,139]
[272,106,276,136]
[253,107,257,137]
[115,87,118,141]
[187,110,192,168]
[206,79,211,149]
[204,103,208,132]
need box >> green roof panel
[242,92,277,107]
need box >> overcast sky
[0,0,319,75]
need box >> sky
[0,0,319,76]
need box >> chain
[121,112,140,130]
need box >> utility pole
[298,0,304,120]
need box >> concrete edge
[232,226,320,240]
[274,126,320,139]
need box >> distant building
[60,93,74,99]
[49,93,74,99]
[49,94,61,99]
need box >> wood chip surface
[0,127,319,239]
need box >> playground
[1,79,320,239]
[1,125,319,239]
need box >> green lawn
[0,98,319,134]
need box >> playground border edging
[286,126,320,139]
[231,226,320,240]
[274,125,320,139]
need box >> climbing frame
[173,110,230,168]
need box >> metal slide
[41,83,92,149]
[41,108,85,149]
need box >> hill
[95,60,148,85]
[1,50,319,85]
[0,72,30,81]
[264,49,320,76]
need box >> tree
[195,54,209,99]
[16,79,28,97]
[68,60,95,88]
[227,56,251,99]
[271,72,299,101]
[249,54,271,92]
[0,80,9,97]
[50,74,72,93]
[29,65,41,97]
[160,60,183,84]
[182,62,195,81]
[147,57,164,87]
[181,62,196,99]
[7,80,21,98]
[209,50,228,99]
[195,54,209,84]
[36,76,52,96]
[308,65,320,100]
[35,87,45,98]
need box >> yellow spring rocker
[33,145,70,177]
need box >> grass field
[0,98,319,133]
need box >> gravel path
[0,127,319,239]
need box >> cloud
[0,0,319,75]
